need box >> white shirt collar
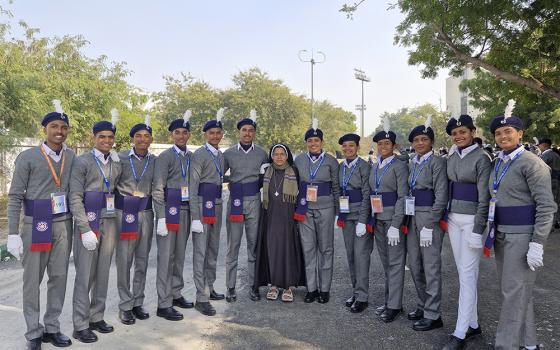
[205,143,219,156]
[129,148,150,161]
[307,151,325,163]
[448,143,478,159]
[412,150,433,164]
[376,155,395,169]
[498,145,524,162]
[237,143,255,154]
[343,157,359,168]
[41,142,67,163]
[93,147,110,165]
[173,144,186,156]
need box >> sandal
[266,287,278,300]
[281,288,294,302]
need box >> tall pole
[354,68,370,138]
[299,50,325,121]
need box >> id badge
[133,191,145,198]
[488,197,497,222]
[51,192,67,214]
[405,196,415,216]
[105,194,115,213]
[306,185,318,202]
[339,196,350,213]
[370,194,384,213]
[181,186,190,201]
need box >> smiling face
[171,128,190,148]
[272,146,288,167]
[341,141,359,159]
[204,127,224,148]
[412,134,433,156]
[306,137,323,154]
[93,130,115,154]
[377,139,395,159]
[44,120,69,149]
[132,130,153,154]
[494,126,523,151]
[451,126,475,148]
[239,124,256,145]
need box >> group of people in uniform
[6,98,558,350]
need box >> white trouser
[448,212,481,339]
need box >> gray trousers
[341,219,374,302]
[374,219,406,309]
[494,232,537,350]
[406,212,443,320]
[225,198,260,289]
[553,179,559,225]
[299,206,335,292]
[72,217,118,331]
[116,210,154,311]
[192,203,223,302]
[21,219,73,340]
[156,207,190,308]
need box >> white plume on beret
[110,108,119,126]
[216,107,225,122]
[52,99,64,114]
[249,109,257,122]
[424,114,432,132]
[383,115,391,134]
[312,117,318,131]
[144,114,151,127]
[183,109,192,127]
[503,99,516,122]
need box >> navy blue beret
[338,133,360,145]
[538,138,552,145]
[373,130,397,144]
[237,118,256,130]
[92,120,116,135]
[446,114,476,135]
[129,123,152,138]
[41,112,69,127]
[489,115,524,134]
[168,118,190,132]
[304,128,323,141]
[203,119,223,132]
[408,125,434,143]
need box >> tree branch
[432,24,560,100]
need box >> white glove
[387,226,400,246]
[356,223,367,237]
[526,242,544,271]
[191,219,204,233]
[7,235,24,261]
[260,163,271,175]
[419,227,433,248]
[156,218,168,237]
[81,231,98,251]
[334,216,339,229]
[468,232,483,249]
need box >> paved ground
[1,221,559,350]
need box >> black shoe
[555,223,560,229]
[26,337,42,350]
[407,308,424,320]
[226,288,237,302]
[119,310,136,325]
[442,335,465,350]
[304,290,319,303]
[374,305,386,316]
[89,320,114,334]
[195,301,216,316]
[42,332,72,347]
[173,296,195,309]
[72,329,98,343]
[209,290,225,301]
[317,292,330,304]
[465,325,482,339]
[132,306,150,320]
[380,308,402,323]
[345,295,356,307]
[249,288,261,301]
[412,317,443,331]
[156,307,184,321]
[350,300,368,313]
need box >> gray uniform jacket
[153,146,192,218]
[223,143,269,200]
[189,144,225,221]
[338,158,370,223]
[294,152,340,213]
[369,156,409,228]
[117,150,156,205]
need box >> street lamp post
[299,50,326,121]
[354,68,370,138]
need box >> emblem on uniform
[36,221,48,232]
[300,198,307,205]
[125,214,135,223]
[169,207,178,215]
[457,121,462,126]
[233,199,241,207]
[205,201,214,209]
[87,212,97,222]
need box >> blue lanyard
[374,157,395,193]
[205,145,223,178]
[307,153,326,182]
[129,154,150,184]
[492,150,524,195]
[342,160,359,194]
[173,147,190,181]
[92,151,112,192]
[409,154,432,193]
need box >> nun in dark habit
[253,144,306,302]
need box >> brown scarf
[262,163,298,209]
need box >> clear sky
[7,0,447,135]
